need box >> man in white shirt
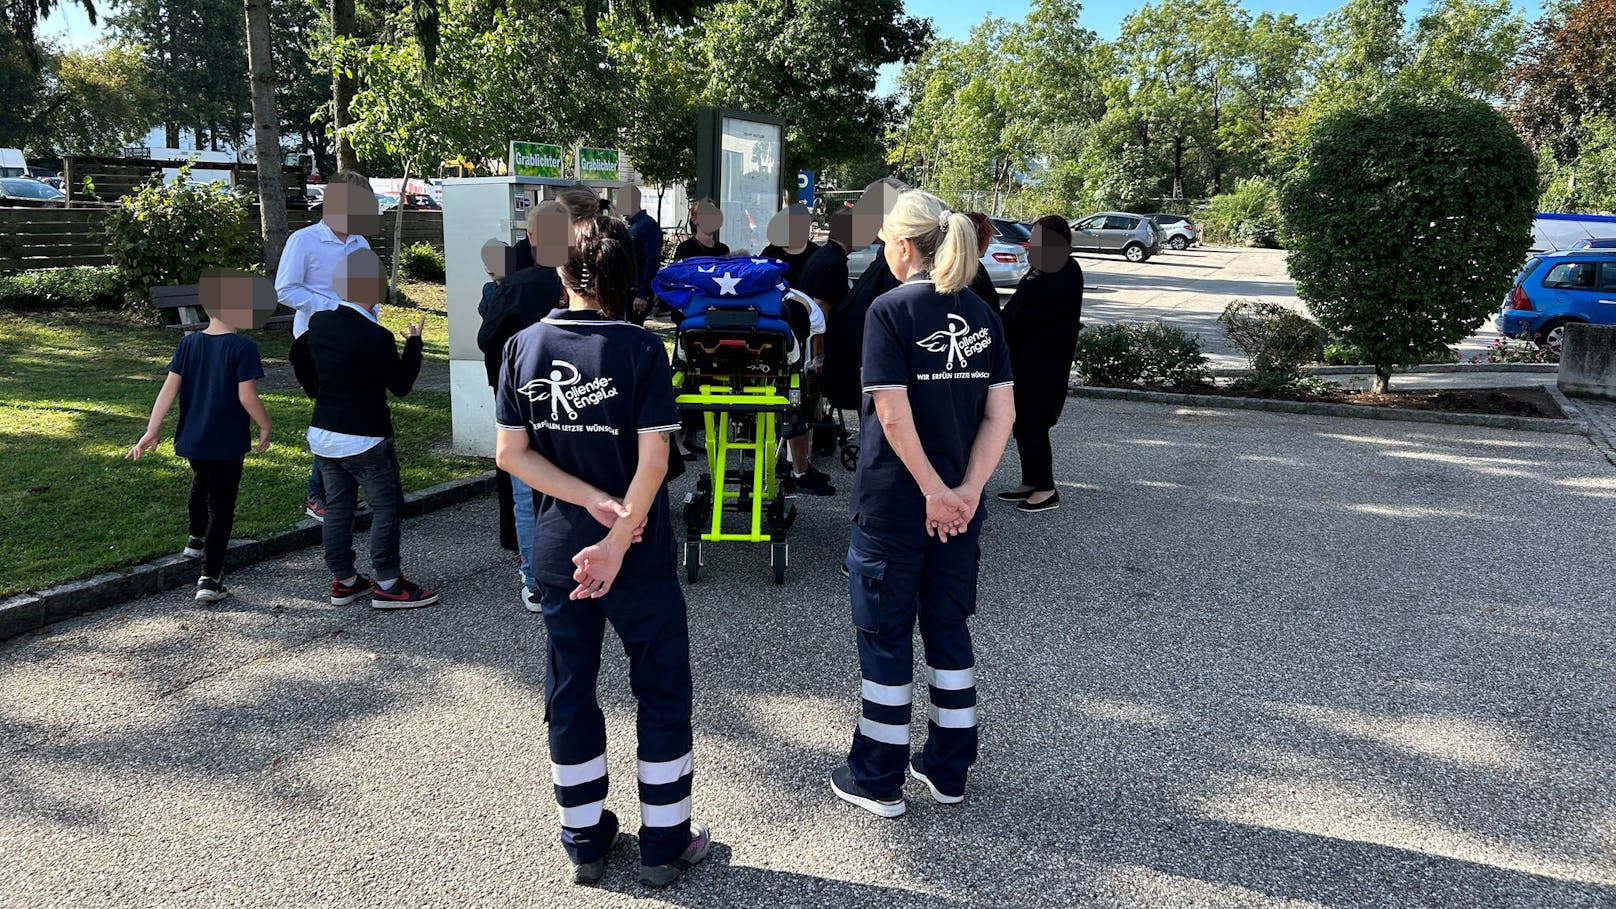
[276,171,380,520]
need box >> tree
[1280,90,1537,392]
[1405,0,1523,100]
[110,0,250,148]
[245,0,288,270]
[996,0,1104,215]
[1509,0,1616,167]
[41,43,160,155]
[2,0,96,56]
[331,0,357,170]
[1311,0,1406,105]
[602,15,701,188]
[1538,114,1616,213]
[273,0,332,175]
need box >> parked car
[1069,212,1161,262]
[847,240,1030,288]
[0,177,66,207]
[1146,213,1202,250]
[1569,237,1616,249]
[305,184,325,205]
[989,217,1031,248]
[375,192,399,212]
[0,147,25,178]
[1497,250,1616,348]
[403,193,440,210]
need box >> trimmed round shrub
[1279,89,1537,392]
[1073,321,1210,388]
[1218,300,1326,378]
[399,242,446,283]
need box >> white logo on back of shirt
[917,313,991,370]
[518,359,620,429]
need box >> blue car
[1498,251,1616,348]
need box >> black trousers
[1013,420,1055,492]
[187,457,244,579]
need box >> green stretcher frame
[674,374,799,544]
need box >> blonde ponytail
[932,211,979,294]
[881,190,982,294]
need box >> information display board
[696,107,787,255]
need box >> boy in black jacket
[289,248,438,609]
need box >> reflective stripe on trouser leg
[918,525,982,797]
[537,583,617,865]
[846,525,923,798]
[610,580,695,868]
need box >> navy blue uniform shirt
[850,275,1013,532]
[627,210,663,299]
[495,310,682,587]
[166,331,265,461]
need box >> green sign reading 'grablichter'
[510,141,564,179]
[576,146,621,182]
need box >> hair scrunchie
[938,209,953,232]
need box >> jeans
[306,457,325,501]
[187,457,244,580]
[317,438,404,583]
[511,471,538,591]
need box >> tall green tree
[1509,0,1616,167]
[1405,0,1523,99]
[246,0,288,270]
[3,0,95,56]
[998,0,1105,215]
[110,0,250,148]
[1311,0,1407,103]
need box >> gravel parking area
[3,399,1613,908]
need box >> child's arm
[128,372,182,460]
[238,379,272,453]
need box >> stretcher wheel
[840,445,859,472]
[770,543,787,585]
[685,542,701,584]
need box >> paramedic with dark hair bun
[830,189,1016,818]
[494,215,710,889]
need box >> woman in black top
[671,198,729,260]
[997,215,1083,513]
[761,203,821,286]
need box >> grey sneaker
[522,586,542,613]
[638,822,712,888]
[830,765,906,818]
[572,818,620,886]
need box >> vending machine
[442,174,623,456]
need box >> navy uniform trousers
[538,576,694,868]
[843,519,981,798]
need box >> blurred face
[323,183,380,238]
[481,240,508,280]
[337,252,385,308]
[199,269,278,330]
[622,184,643,215]
[1028,223,1072,274]
[850,182,899,248]
[528,202,570,268]
[766,204,812,251]
[694,202,723,237]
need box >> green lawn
[0,282,483,597]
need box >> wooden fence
[62,156,308,207]
[0,207,444,274]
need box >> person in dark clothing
[820,235,900,420]
[289,248,437,609]
[964,212,1001,314]
[129,269,273,603]
[997,216,1083,513]
[622,186,663,325]
[762,203,821,287]
[481,202,571,603]
[672,198,729,260]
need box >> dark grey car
[1070,212,1161,262]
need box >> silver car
[846,241,1029,287]
[1146,213,1202,251]
[1070,212,1161,262]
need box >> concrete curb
[1206,363,1560,378]
[1068,383,1590,436]
[0,470,497,641]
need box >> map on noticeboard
[510,141,564,179]
[576,146,621,182]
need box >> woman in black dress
[997,216,1082,513]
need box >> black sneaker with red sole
[330,575,374,606]
[370,576,439,610]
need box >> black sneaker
[572,813,621,886]
[793,467,836,497]
[194,576,230,603]
[1017,492,1061,513]
[183,536,206,557]
[908,755,964,805]
[830,765,905,818]
[370,576,439,610]
[995,488,1034,502]
[330,575,374,606]
[638,821,712,888]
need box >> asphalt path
[3,399,1614,908]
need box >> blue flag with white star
[652,256,788,314]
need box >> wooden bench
[150,284,294,332]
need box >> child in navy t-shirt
[129,271,273,602]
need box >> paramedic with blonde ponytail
[831,190,1016,817]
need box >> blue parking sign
[797,170,815,208]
